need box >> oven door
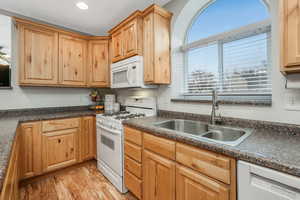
[98,125,122,176]
[111,64,139,88]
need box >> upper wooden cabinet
[143,5,172,84]
[280,0,300,74]
[109,11,143,63]
[59,34,87,86]
[15,18,110,88]
[88,39,110,87]
[111,30,123,62]
[109,5,172,84]
[18,23,59,85]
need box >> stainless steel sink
[155,119,208,136]
[154,119,252,146]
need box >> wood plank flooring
[20,161,137,200]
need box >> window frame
[182,20,272,99]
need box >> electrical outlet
[285,91,300,111]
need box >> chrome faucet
[210,89,221,125]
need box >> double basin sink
[154,119,252,146]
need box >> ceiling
[0,0,171,35]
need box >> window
[0,14,11,88]
[182,0,271,99]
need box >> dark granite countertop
[0,107,96,190]
[123,116,300,178]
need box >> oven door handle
[126,66,131,85]
[98,124,121,136]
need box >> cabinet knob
[58,139,61,143]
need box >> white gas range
[96,97,156,193]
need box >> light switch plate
[285,90,300,111]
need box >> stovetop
[99,111,146,121]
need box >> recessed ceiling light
[76,2,88,10]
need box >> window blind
[185,23,271,96]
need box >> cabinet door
[143,12,155,83]
[42,128,78,172]
[143,6,171,84]
[19,24,58,85]
[123,20,138,58]
[176,165,230,200]
[111,30,123,63]
[143,150,175,200]
[20,122,42,179]
[88,40,109,87]
[281,0,300,70]
[80,116,96,161]
[59,34,87,86]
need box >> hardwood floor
[20,161,137,200]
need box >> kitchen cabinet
[143,150,175,200]
[143,5,172,84]
[80,116,96,161]
[124,126,143,199]
[20,122,42,179]
[111,30,123,62]
[88,39,110,87]
[176,165,230,200]
[18,22,59,86]
[124,126,237,200]
[109,11,143,63]
[42,118,80,172]
[280,0,300,74]
[0,116,96,199]
[0,127,20,200]
[122,19,142,58]
[59,34,87,86]
[15,18,110,88]
[42,128,79,172]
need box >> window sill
[0,86,13,90]
[171,96,272,106]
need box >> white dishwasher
[238,161,300,200]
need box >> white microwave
[111,56,155,89]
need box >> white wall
[0,18,92,110]
[155,0,300,124]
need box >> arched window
[182,0,271,99]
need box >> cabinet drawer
[125,155,142,178]
[176,143,232,184]
[124,126,142,146]
[143,133,175,160]
[125,170,142,199]
[42,118,80,132]
[125,141,142,162]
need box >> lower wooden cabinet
[0,128,21,200]
[176,165,230,200]
[143,150,175,200]
[1,116,96,199]
[42,128,79,172]
[124,127,237,200]
[124,170,143,199]
[80,116,96,161]
[20,122,42,179]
